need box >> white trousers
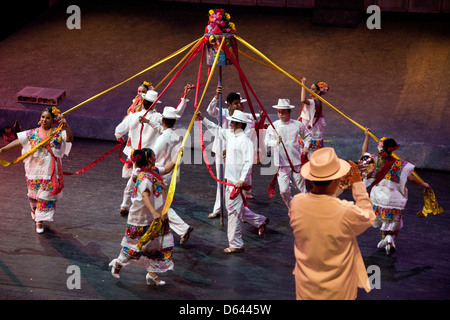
[226,185,266,249]
[120,176,134,209]
[277,165,306,209]
[212,152,226,214]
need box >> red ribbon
[267,171,278,198]
[138,37,208,149]
[368,156,396,195]
[63,140,125,176]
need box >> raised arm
[175,84,194,117]
[300,78,310,105]
[206,85,222,118]
[61,117,74,142]
[361,128,371,156]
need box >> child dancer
[265,98,311,208]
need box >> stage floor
[0,138,448,302]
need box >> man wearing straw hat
[205,85,259,219]
[147,106,193,245]
[265,98,311,209]
[289,147,375,300]
[115,90,163,215]
[198,110,269,254]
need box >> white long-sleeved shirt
[152,128,182,185]
[115,98,189,151]
[115,109,162,150]
[265,119,311,167]
[206,97,258,154]
[202,117,254,184]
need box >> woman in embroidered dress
[297,78,329,158]
[361,129,430,254]
[0,107,73,233]
[109,147,181,286]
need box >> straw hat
[272,98,295,109]
[227,110,251,123]
[301,147,350,181]
[162,106,181,119]
[141,90,162,103]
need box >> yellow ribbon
[1,38,203,167]
[137,36,226,250]
[417,188,443,218]
[0,122,64,167]
[61,37,202,117]
[235,35,427,184]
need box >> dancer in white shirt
[206,85,259,219]
[198,110,269,254]
[146,106,193,245]
[115,90,163,215]
[265,98,312,209]
[116,85,192,215]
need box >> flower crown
[142,81,152,88]
[314,82,329,95]
[51,106,61,117]
[130,149,142,162]
[205,9,236,35]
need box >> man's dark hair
[312,180,333,186]
[226,92,241,104]
[162,118,176,128]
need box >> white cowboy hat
[162,106,181,119]
[301,147,351,181]
[272,98,295,109]
[227,110,251,123]
[141,90,162,103]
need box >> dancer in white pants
[198,110,268,254]
[265,98,311,209]
[206,85,258,218]
[146,106,193,244]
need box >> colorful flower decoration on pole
[204,9,236,66]
[205,9,236,41]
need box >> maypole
[204,9,236,225]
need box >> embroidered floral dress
[116,167,174,274]
[17,128,71,222]
[299,98,326,156]
[363,154,415,240]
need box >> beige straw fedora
[272,98,295,109]
[301,147,351,181]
